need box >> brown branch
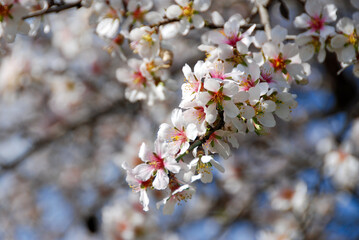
[149,18,180,28]
[150,18,264,31]
[0,99,140,173]
[22,0,82,20]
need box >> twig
[150,18,264,31]
[22,0,82,20]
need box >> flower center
[182,3,194,18]
[309,16,325,32]
[348,32,358,46]
[142,33,153,43]
[225,34,242,47]
[171,129,187,144]
[269,54,287,72]
[0,4,12,21]
[280,188,295,200]
[132,6,145,22]
[150,153,165,170]
[194,106,206,122]
[140,179,152,189]
[146,61,156,72]
[240,75,255,91]
[212,90,224,104]
[338,151,348,162]
[65,81,76,91]
[132,71,146,86]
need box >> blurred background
[1,0,359,239]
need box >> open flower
[208,14,255,47]
[270,181,308,213]
[198,78,240,121]
[129,26,160,59]
[123,162,151,211]
[182,105,207,135]
[273,92,297,121]
[180,61,207,108]
[158,108,198,154]
[331,16,359,64]
[94,0,123,39]
[188,155,224,183]
[263,42,309,83]
[232,62,260,91]
[0,0,30,42]
[296,34,327,62]
[157,182,195,215]
[324,150,359,189]
[165,0,211,35]
[133,141,181,190]
[116,58,165,105]
[294,0,337,38]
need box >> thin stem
[150,18,263,31]
[22,0,82,20]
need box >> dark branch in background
[0,99,141,173]
[22,0,82,20]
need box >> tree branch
[0,99,140,173]
[150,18,263,31]
[22,0,82,20]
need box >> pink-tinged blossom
[208,14,255,47]
[0,0,30,42]
[122,163,151,211]
[158,108,198,154]
[182,105,207,135]
[259,62,289,90]
[263,42,310,83]
[133,141,181,190]
[116,58,165,105]
[232,62,260,91]
[294,0,337,38]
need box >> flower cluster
[1,0,359,221]
[125,12,313,214]
[293,0,359,77]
